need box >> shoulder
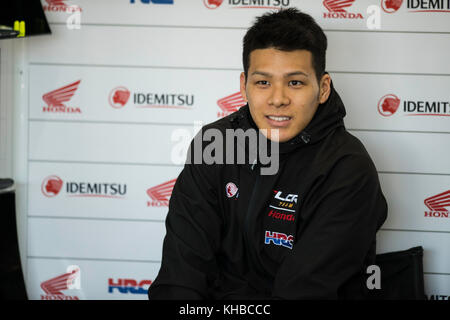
[313,128,380,182]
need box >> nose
[268,83,289,107]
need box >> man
[148,8,387,299]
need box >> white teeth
[268,116,291,121]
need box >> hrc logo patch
[264,230,294,250]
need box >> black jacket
[148,80,388,299]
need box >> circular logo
[225,182,238,198]
[381,0,403,13]
[108,86,130,109]
[203,0,223,10]
[41,175,63,197]
[378,94,401,117]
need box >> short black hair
[243,8,327,83]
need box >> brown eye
[289,80,303,86]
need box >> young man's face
[240,48,331,142]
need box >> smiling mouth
[266,115,292,121]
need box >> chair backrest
[370,246,426,300]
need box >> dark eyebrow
[251,71,309,78]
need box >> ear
[318,73,331,104]
[240,72,248,102]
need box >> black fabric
[0,179,28,300]
[370,246,426,300]
[149,80,388,300]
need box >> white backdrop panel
[41,0,450,32]
[424,274,450,300]
[28,161,181,221]
[28,121,194,164]
[27,25,450,74]
[28,25,244,69]
[351,131,450,174]
[333,73,450,132]
[29,64,241,124]
[28,217,165,261]
[376,230,450,274]
[27,257,161,300]
[326,31,450,74]
[379,173,450,232]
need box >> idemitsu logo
[381,0,403,13]
[133,91,194,109]
[43,0,82,12]
[108,278,152,294]
[205,0,290,10]
[204,0,224,9]
[406,0,450,12]
[378,93,450,117]
[217,92,246,118]
[323,0,364,19]
[40,265,81,300]
[382,0,450,13]
[424,190,450,218]
[378,94,401,116]
[41,175,64,197]
[146,179,177,207]
[109,86,131,109]
[41,175,127,198]
[42,80,82,114]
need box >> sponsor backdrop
[6,0,450,299]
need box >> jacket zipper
[243,161,273,293]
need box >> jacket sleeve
[272,154,388,299]
[148,137,222,300]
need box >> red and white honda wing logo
[45,0,67,6]
[43,0,82,12]
[40,266,81,300]
[424,190,450,212]
[146,179,177,207]
[381,0,403,13]
[43,80,81,107]
[217,92,246,118]
[323,0,355,12]
[41,175,63,197]
[42,80,81,113]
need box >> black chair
[0,178,28,300]
[370,246,427,300]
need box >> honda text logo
[217,92,246,118]
[424,190,450,219]
[108,278,152,294]
[42,80,81,113]
[378,94,450,117]
[323,0,364,19]
[40,265,81,300]
[146,179,177,207]
[41,175,127,198]
[43,0,82,12]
